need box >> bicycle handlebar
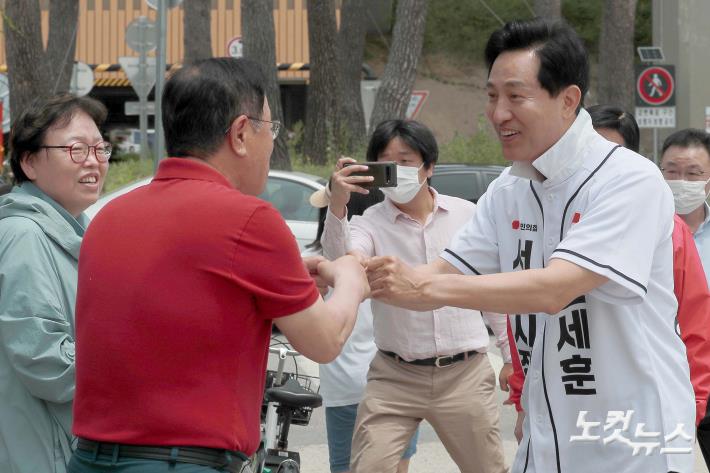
[268,346,300,360]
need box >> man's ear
[561,85,582,119]
[228,115,250,158]
[425,163,434,179]
[19,152,38,181]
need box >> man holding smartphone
[321,119,511,473]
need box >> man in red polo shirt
[69,58,367,473]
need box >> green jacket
[0,183,89,473]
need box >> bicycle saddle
[265,378,322,408]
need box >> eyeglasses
[660,167,708,181]
[40,141,112,163]
[224,116,281,140]
[247,117,281,140]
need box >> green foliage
[438,116,506,165]
[423,0,533,62]
[102,156,153,194]
[634,0,652,48]
[562,0,603,54]
[421,0,652,63]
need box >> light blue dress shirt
[693,203,710,282]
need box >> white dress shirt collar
[509,108,599,185]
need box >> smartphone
[343,161,397,188]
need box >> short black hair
[162,57,267,159]
[661,128,710,161]
[366,120,438,170]
[485,18,589,110]
[588,104,640,153]
[9,94,107,184]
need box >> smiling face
[20,110,108,217]
[485,49,579,163]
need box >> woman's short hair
[10,94,107,184]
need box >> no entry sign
[636,65,675,107]
[635,64,676,129]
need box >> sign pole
[139,50,149,161]
[153,0,167,173]
[653,128,658,164]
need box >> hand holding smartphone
[342,161,398,188]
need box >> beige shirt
[322,188,510,362]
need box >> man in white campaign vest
[365,18,695,473]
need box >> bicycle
[251,342,323,473]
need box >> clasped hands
[304,253,438,311]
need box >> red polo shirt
[73,158,319,454]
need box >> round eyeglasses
[39,142,113,163]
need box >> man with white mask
[660,128,710,468]
[661,129,710,278]
[321,119,511,473]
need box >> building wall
[652,0,710,131]
[0,0,317,83]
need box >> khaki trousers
[350,351,507,473]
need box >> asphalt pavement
[268,336,709,473]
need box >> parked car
[108,128,156,157]
[431,164,505,203]
[86,170,326,250]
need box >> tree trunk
[534,0,561,19]
[337,0,367,153]
[4,0,51,119]
[242,0,291,170]
[368,0,427,131]
[45,0,79,95]
[597,0,638,113]
[303,0,343,164]
[183,0,213,64]
[4,0,83,123]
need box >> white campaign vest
[442,110,695,473]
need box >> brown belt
[76,437,249,473]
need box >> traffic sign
[0,74,10,133]
[125,101,155,116]
[227,36,243,58]
[406,90,429,119]
[70,62,94,97]
[636,65,675,106]
[119,56,157,98]
[126,16,158,53]
[635,107,676,129]
[145,0,183,9]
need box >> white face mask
[665,179,710,215]
[380,164,425,204]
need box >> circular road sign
[146,0,183,9]
[0,74,10,133]
[126,16,158,53]
[70,62,95,97]
[227,36,243,58]
[637,66,674,106]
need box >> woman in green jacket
[0,95,110,473]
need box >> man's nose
[489,101,512,125]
